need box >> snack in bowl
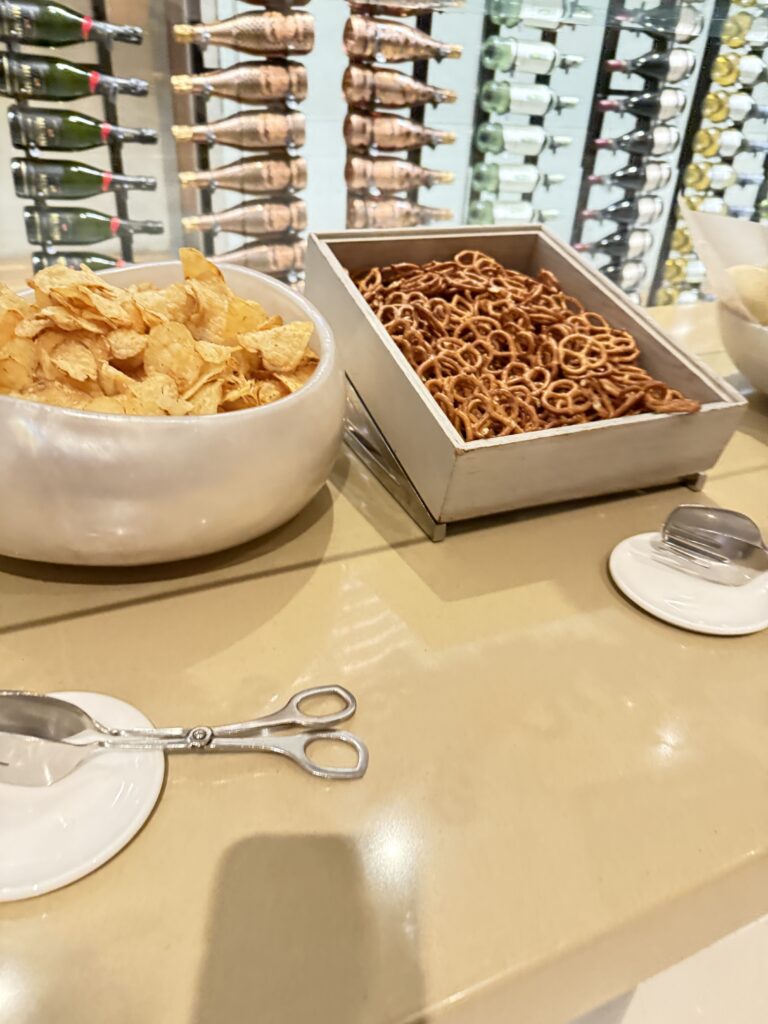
[0,247,317,416]
[352,249,700,442]
[0,259,344,566]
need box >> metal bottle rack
[167,0,311,280]
[2,0,156,270]
[652,0,757,304]
[342,6,459,226]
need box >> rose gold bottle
[343,65,456,108]
[346,154,453,192]
[350,0,464,13]
[171,61,307,104]
[344,112,456,150]
[214,240,306,273]
[173,111,305,150]
[174,12,315,56]
[178,155,307,194]
[347,196,453,228]
[183,199,307,237]
[344,15,462,62]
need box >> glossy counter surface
[1,303,767,1024]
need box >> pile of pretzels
[352,249,700,442]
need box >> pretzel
[351,250,701,442]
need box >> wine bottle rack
[1,0,157,272]
[653,0,761,305]
[570,0,700,298]
[342,6,459,229]
[468,13,567,227]
[168,0,312,282]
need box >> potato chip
[240,321,313,372]
[106,328,147,361]
[180,247,226,286]
[130,372,191,416]
[144,322,204,391]
[224,294,270,339]
[98,361,134,397]
[50,337,99,383]
[187,380,223,416]
[276,361,317,393]
[0,336,36,391]
[0,248,318,416]
[87,395,128,415]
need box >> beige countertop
[1,303,767,1024]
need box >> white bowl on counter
[717,302,768,395]
[0,263,345,566]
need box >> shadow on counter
[192,834,425,1024]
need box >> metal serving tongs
[0,686,369,786]
[653,505,768,587]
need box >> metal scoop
[0,686,368,786]
[658,505,768,586]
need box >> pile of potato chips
[0,247,318,416]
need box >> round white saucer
[0,691,165,901]
[609,532,768,636]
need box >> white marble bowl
[0,263,345,565]
[717,302,768,395]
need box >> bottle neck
[86,18,143,45]
[107,124,158,144]
[110,172,157,191]
[93,72,149,97]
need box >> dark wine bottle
[0,1,142,45]
[0,54,148,99]
[8,105,157,150]
[594,125,680,156]
[573,228,653,261]
[12,157,156,199]
[587,162,671,193]
[582,196,664,225]
[611,6,703,44]
[598,88,686,122]
[606,48,696,84]
[32,251,127,272]
[24,206,163,245]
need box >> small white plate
[0,691,164,901]
[609,532,768,636]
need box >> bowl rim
[1,261,337,424]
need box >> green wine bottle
[25,207,164,245]
[0,54,148,99]
[9,106,157,150]
[0,1,142,46]
[13,158,156,199]
[32,251,127,273]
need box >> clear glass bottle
[468,199,559,225]
[475,123,572,156]
[481,36,583,74]
[471,162,565,196]
[480,81,578,117]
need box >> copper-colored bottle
[178,155,307,195]
[344,112,456,150]
[174,12,315,56]
[343,65,456,108]
[173,111,305,150]
[350,0,464,12]
[183,199,307,237]
[344,15,462,62]
[347,196,453,228]
[214,240,306,273]
[171,61,307,104]
[345,154,453,192]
